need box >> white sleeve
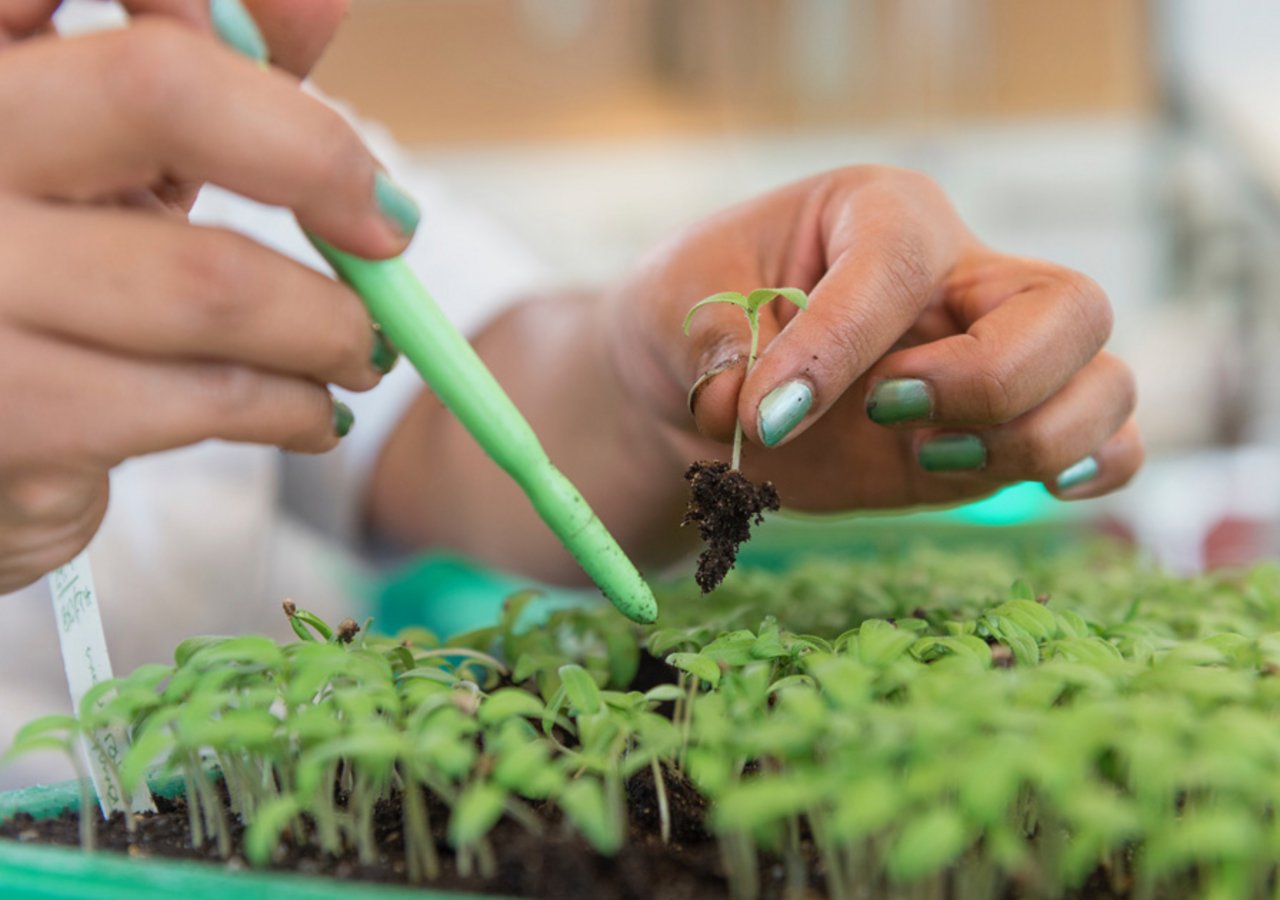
[189,99,552,547]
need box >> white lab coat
[0,102,549,788]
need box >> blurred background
[308,0,1280,575]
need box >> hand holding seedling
[611,166,1142,521]
[372,168,1141,589]
[0,3,410,592]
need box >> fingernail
[918,434,986,471]
[374,171,421,238]
[370,327,399,375]
[1056,456,1099,491]
[332,399,355,438]
[687,355,745,416]
[210,0,268,63]
[758,380,813,447]
[867,378,932,424]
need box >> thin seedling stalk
[397,772,439,883]
[650,757,671,844]
[730,310,763,472]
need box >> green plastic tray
[0,776,497,899]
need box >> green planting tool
[310,239,658,625]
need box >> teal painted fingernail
[1056,456,1099,491]
[374,171,421,238]
[867,378,932,424]
[371,327,399,375]
[758,380,813,447]
[332,399,354,438]
[211,0,268,63]
[918,434,986,471]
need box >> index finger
[0,20,415,259]
[740,171,964,447]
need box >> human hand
[0,4,416,591]
[612,166,1142,513]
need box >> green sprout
[11,553,1280,900]
[682,287,809,470]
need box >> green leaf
[665,652,721,687]
[560,777,623,854]
[559,664,603,715]
[119,724,176,792]
[743,287,809,315]
[448,782,507,848]
[642,685,684,704]
[243,796,301,867]
[887,808,970,883]
[750,617,788,660]
[681,292,747,335]
[6,715,78,760]
[699,630,758,667]
[857,619,917,666]
[711,774,826,834]
[478,688,546,725]
[173,635,229,667]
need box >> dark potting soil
[682,460,780,594]
[0,776,1135,900]
[0,767,790,900]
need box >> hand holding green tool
[310,239,659,625]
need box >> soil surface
[0,782,1133,899]
[682,460,781,593]
[0,768,795,899]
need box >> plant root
[682,460,780,593]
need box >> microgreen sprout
[10,552,1280,900]
[682,288,809,470]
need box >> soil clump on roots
[682,460,780,593]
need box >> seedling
[680,288,809,592]
[9,550,1280,900]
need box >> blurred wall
[311,0,1154,146]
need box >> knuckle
[176,230,254,331]
[197,363,262,419]
[1058,269,1114,350]
[1005,423,1065,482]
[279,388,338,453]
[1106,354,1139,418]
[321,312,372,382]
[4,471,91,525]
[966,348,1018,423]
[876,227,934,310]
[107,21,203,125]
[297,110,370,195]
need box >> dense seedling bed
[7,544,1280,899]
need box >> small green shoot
[682,288,809,470]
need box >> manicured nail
[210,0,268,63]
[867,378,932,424]
[687,355,745,416]
[757,380,813,447]
[918,434,986,471]
[374,171,421,238]
[370,327,399,375]
[332,399,354,438]
[1056,456,1099,491]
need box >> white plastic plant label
[49,550,156,816]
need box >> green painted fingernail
[758,380,813,447]
[1056,456,1099,491]
[374,171,421,238]
[332,399,354,438]
[211,0,268,63]
[370,327,399,375]
[918,434,986,471]
[867,378,932,424]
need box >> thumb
[682,300,781,443]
